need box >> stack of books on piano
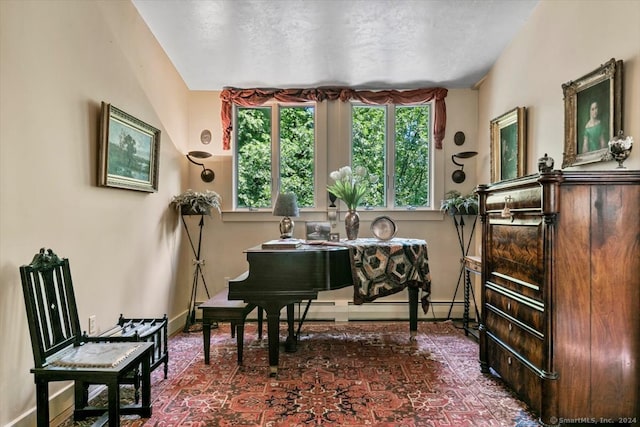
[261,239,303,249]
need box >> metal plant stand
[181,214,211,332]
[446,214,478,320]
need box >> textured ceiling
[132,0,538,90]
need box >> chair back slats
[20,249,82,367]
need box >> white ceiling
[132,0,538,91]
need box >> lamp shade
[273,192,299,217]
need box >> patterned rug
[60,321,539,426]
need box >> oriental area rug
[60,321,538,426]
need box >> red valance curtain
[220,87,448,150]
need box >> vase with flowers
[607,131,633,169]
[327,165,378,240]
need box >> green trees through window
[352,104,431,208]
[236,101,431,210]
[236,106,315,208]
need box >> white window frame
[226,99,443,222]
[350,101,437,211]
[232,100,324,212]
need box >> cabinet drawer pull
[507,356,512,365]
[508,323,513,331]
[507,302,511,310]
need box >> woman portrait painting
[581,101,606,153]
[577,80,610,154]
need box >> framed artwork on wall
[490,107,526,183]
[561,58,623,168]
[98,102,161,192]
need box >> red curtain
[220,87,447,150]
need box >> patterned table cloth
[341,238,431,313]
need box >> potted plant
[171,189,221,216]
[440,190,478,216]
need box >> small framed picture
[329,233,340,242]
[490,107,526,183]
[98,102,161,192]
[561,58,623,168]
[306,222,331,240]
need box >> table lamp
[273,192,299,238]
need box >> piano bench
[198,287,263,365]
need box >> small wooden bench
[198,282,263,365]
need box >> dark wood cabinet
[477,171,639,426]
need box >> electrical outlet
[88,315,97,335]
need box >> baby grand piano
[228,242,425,375]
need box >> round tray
[371,216,397,240]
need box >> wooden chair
[20,248,154,427]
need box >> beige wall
[0,1,190,425]
[477,0,640,179]
[2,0,638,425]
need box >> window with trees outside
[235,104,315,209]
[352,103,432,209]
[234,100,433,212]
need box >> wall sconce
[451,151,478,183]
[273,192,299,238]
[187,150,215,182]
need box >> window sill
[221,209,445,222]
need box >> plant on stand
[440,190,479,320]
[440,190,478,216]
[170,189,222,216]
[170,189,222,332]
[327,165,378,240]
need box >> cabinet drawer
[485,307,544,368]
[485,285,544,332]
[486,335,542,412]
[485,186,541,212]
[487,222,544,298]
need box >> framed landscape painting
[561,58,622,168]
[98,102,161,192]
[490,107,526,183]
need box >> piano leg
[285,303,297,353]
[263,303,283,376]
[409,287,418,341]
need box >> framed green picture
[490,107,526,183]
[561,58,623,168]
[98,102,161,192]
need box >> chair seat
[50,343,146,369]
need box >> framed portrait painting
[561,58,623,168]
[490,107,526,183]
[98,102,161,192]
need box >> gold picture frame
[561,58,623,168]
[490,107,526,183]
[98,102,161,192]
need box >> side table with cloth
[341,238,431,314]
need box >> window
[352,103,432,209]
[235,104,315,209]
